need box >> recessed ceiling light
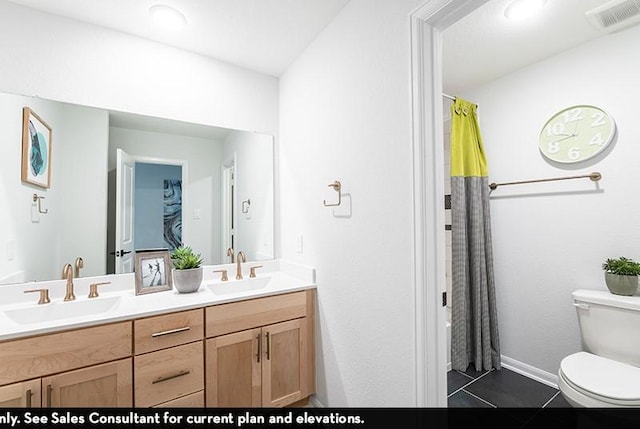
[149,5,187,31]
[504,0,547,20]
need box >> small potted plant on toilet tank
[602,256,640,296]
[170,246,203,293]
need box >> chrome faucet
[236,251,247,280]
[62,263,75,301]
[74,257,84,278]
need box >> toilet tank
[573,289,640,367]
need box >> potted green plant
[602,256,640,296]
[170,246,204,293]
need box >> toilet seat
[559,352,640,407]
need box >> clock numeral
[562,108,583,123]
[568,147,580,160]
[546,122,566,136]
[589,132,604,146]
[591,112,606,127]
[547,141,560,154]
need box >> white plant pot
[172,267,203,293]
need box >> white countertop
[0,259,316,341]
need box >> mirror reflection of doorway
[107,150,187,274]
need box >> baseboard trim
[500,355,559,389]
[308,395,324,408]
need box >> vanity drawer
[134,341,204,407]
[134,309,204,355]
[153,390,204,408]
[206,291,307,338]
[0,322,132,386]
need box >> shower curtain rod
[488,172,602,191]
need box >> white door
[115,149,135,274]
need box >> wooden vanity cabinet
[205,289,315,407]
[8,358,134,408]
[0,321,133,408]
[133,308,205,407]
[0,287,315,409]
[0,379,41,407]
[43,359,132,407]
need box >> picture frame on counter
[134,249,173,295]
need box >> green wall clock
[538,104,616,163]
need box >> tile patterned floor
[448,366,571,408]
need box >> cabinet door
[206,328,261,407]
[262,318,308,407]
[43,358,132,407]
[0,379,41,408]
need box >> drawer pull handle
[151,326,190,337]
[152,370,191,384]
[26,389,32,407]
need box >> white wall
[459,24,640,376]
[0,93,107,283]
[57,102,109,278]
[279,0,423,406]
[222,132,274,261]
[109,127,223,265]
[0,0,279,136]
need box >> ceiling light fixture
[149,5,187,31]
[504,0,547,20]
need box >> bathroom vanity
[0,260,316,408]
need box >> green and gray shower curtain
[450,98,501,372]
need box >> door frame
[221,153,237,262]
[410,0,490,407]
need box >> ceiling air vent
[585,0,640,33]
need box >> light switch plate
[6,239,15,261]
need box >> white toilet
[558,289,640,407]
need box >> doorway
[410,0,490,406]
[107,150,188,274]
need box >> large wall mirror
[0,91,274,284]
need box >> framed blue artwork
[21,107,52,189]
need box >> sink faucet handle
[249,265,263,278]
[213,269,229,282]
[24,288,51,305]
[88,282,111,299]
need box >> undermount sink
[4,296,122,325]
[207,276,271,295]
